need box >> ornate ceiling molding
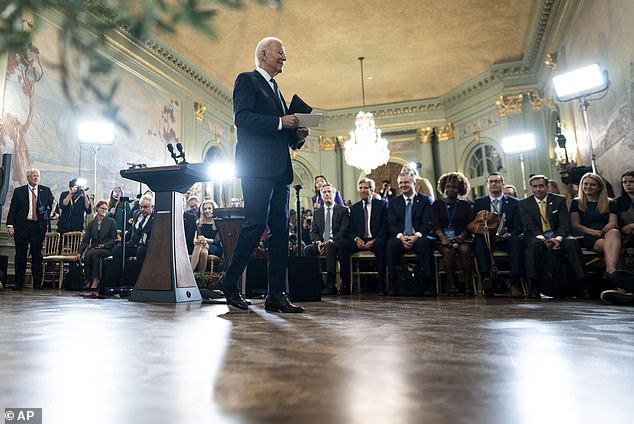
[322,101,442,122]
[495,94,524,117]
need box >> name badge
[443,228,456,239]
[544,231,555,240]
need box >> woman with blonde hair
[191,200,223,272]
[570,173,621,276]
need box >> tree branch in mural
[147,99,180,146]
[0,0,282,127]
[2,37,44,182]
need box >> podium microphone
[167,144,179,164]
[176,143,187,163]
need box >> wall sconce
[544,52,558,71]
[194,102,207,121]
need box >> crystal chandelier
[344,57,390,174]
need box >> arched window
[465,143,503,197]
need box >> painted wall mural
[561,0,634,187]
[1,20,182,213]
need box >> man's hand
[7,227,14,237]
[545,238,561,250]
[296,127,309,139]
[400,235,418,249]
[281,114,299,128]
[355,238,366,249]
[317,240,327,255]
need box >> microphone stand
[119,197,130,286]
[294,184,302,256]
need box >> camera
[289,234,298,244]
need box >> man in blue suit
[341,178,388,294]
[220,36,308,313]
[386,172,435,295]
[472,172,524,297]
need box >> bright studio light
[552,64,608,101]
[207,162,235,181]
[78,120,115,145]
[502,133,536,154]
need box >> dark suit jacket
[79,216,117,254]
[126,212,155,248]
[519,194,571,238]
[386,193,433,238]
[349,198,388,240]
[310,204,350,243]
[232,70,304,180]
[6,184,55,236]
[473,195,523,236]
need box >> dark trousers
[386,236,435,281]
[110,244,148,285]
[304,241,348,284]
[14,221,45,288]
[474,234,524,277]
[525,236,585,280]
[340,238,387,281]
[223,176,290,296]
[83,247,113,281]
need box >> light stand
[77,120,115,201]
[294,184,303,256]
[502,133,536,197]
[552,64,609,174]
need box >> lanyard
[445,201,457,228]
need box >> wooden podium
[120,163,209,303]
[213,207,245,293]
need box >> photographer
[57,178,92,235]
[301,213,312,247]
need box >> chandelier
[344,57,390,174]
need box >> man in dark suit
[110,195,155,285]
[304,184,350,294]
[518,175,586,297]
[341,178,388,294]
[386,172,435,295]
[220,36,308,313]
[6,168,54,290]
[473,172,524,297]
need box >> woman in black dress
[432,172,474,295]
[616,170,634,248]
[570,173,620,276]
[190,200,223,272]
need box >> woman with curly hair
[570,173,621,276]
[616,170,634,248]
[190,200,223,272]
[431,172,475,295]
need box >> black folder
[288,95,312,150]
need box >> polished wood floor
[1,289,633,424]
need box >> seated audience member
[110,195,155,285]
[186,196,200,218]
[548,180,561,194]
[601,269,634,305]
[570,173,621,276]
[304,184,350,294]
[342,178,388,294]
[379,180,394,201]
[57,178,92,235]
[432,172,474,295]
[191,200,223,272]
[386,172,434,295]
[473,172,524,297]
[401,163,435,201]
[518,175,586,297]
[79,200,117,297]
[503,184,518,198]
[312,175,344,209]
[106,186,132,233]
[616,170,634,248]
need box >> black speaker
[245,257,267,298]
[0,154,12,206]
[288,256,321,302]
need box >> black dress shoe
[12,285,23,291]
[264,292,304,313]
[219,276,249,311]
[483,277,495,297]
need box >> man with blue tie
[386,172,434,295]
[219,36,309,312]
[472,172,524,297]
